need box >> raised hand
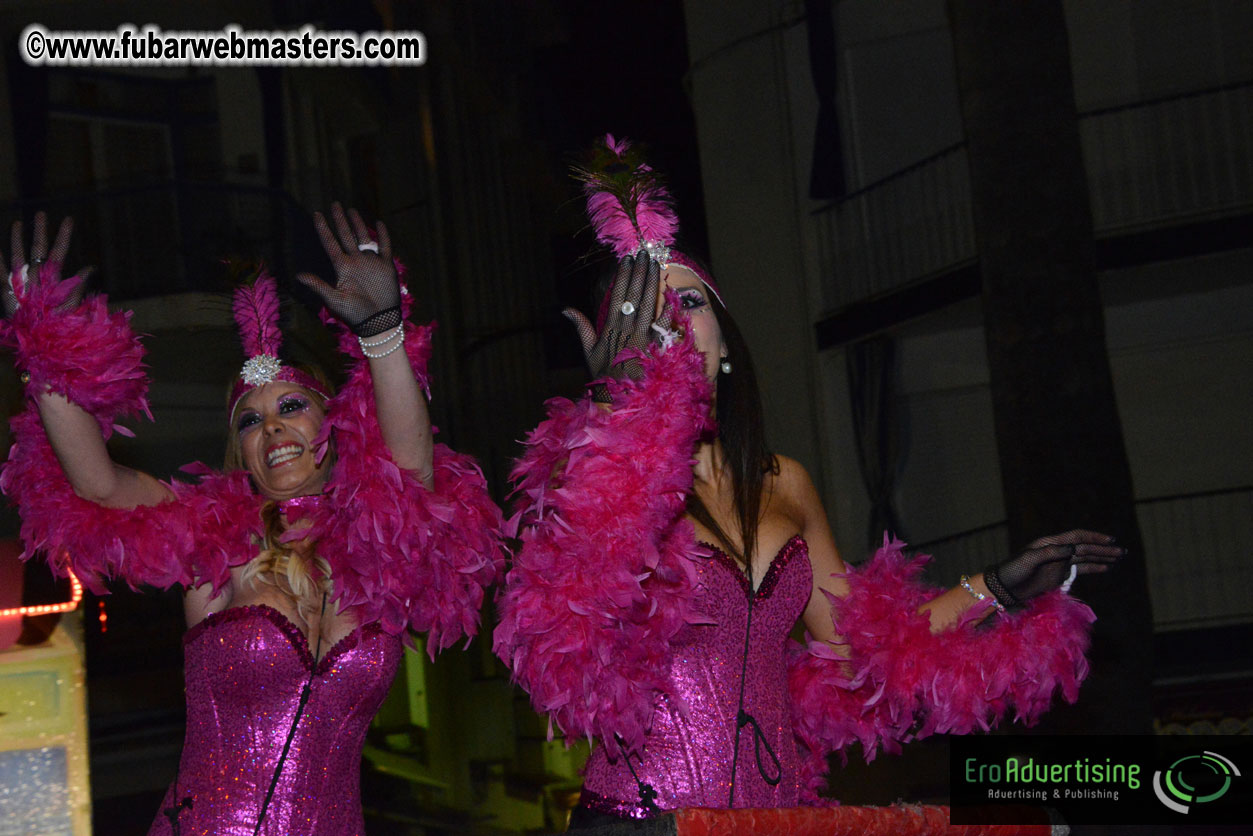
[297,203,402,337]
[563,253,676,389]
[2,213,92,316]
[984,529,1126,609]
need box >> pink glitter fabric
[147,605,401,836]
[581,536,811,816]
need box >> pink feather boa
[493,332,714,758]
[0,271,260,593]
[788,535,1095,802]
[303,312,507,653]
[1,269,148,430]
[1,272,504,649]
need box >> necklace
[277,493,325,519]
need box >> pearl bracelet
[359,326,405,359]
[959,574,1006,613]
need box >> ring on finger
[357,241,380,254]
[620,301,636,316]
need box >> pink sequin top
[581,536,812,816]
[147,605,402,836]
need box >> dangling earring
[720,358,732,375]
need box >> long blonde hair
[237,500,333,619]
[224,366,335,619]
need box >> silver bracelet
[360,327,405,359]
[960,574,1005,613]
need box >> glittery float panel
[0,748,71,835]
[0,622,91,836]
[147,605,401,836]
[582,536,812,815]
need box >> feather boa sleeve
[788,535,1095,802]
[305,309,507,653]
[0,272,261,593]
[493,335,715,758]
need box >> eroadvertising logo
[1152,750,1240,814]
[951,736,1251,825]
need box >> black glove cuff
[588,382,613,405]
[982,565,1025,611]
[352,306,403,338]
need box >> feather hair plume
[573,134,679,259]
[231,272,283,358]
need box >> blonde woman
[1,207,504,835]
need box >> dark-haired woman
[494,136,1122,823]
[1,208,505,835]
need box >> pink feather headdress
[575,134,723,327]
[228,273,330,418]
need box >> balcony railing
[815,82,1253,314]
[1083,83,1253,233]
[815,143,975,313]
[910,486,1253,631]
[3,182,315,301]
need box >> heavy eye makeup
[236,410,261,434]
[678,288,707,310]
[236,394,311,434]
[278,394,311,415]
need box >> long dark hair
[685,291,776,567]
[591,255,776,566]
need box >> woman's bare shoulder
[762,454,824,530]
[770,454,820,502]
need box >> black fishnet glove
[2,213,92,317]
[983,529,1125,609]
[297,203,402,337]
[563,254,674,399]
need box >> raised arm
[37,392,173,508]
[290,205,504,650]
[0,213,229,593]
[298,203,433,486]
[3,214,171,509]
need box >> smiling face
[657,265,727,383]
[233,382,329,501]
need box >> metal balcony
[814,82,1253,346]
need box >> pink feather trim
[232,272,283,358]
[305,316,505,652]
[0,278,262,591]
[0,274,149,429]
[7,434,261,594]
[494,324,714,758]
[787,534,1095,802]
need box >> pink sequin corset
[581,536,812,816]
[148,605,402,836]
